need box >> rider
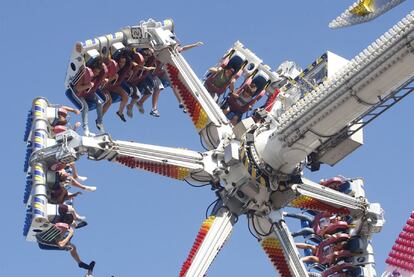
[37,216,95,275]
[126,48,157,117]
[102,48,132,122]
[74,57,106,135]
[204,66,237,100]
[221,82,258,125]
[49,169,96,204]
[50,105,80,127]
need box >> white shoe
[84,186,97,192]
[77,215,87,221]
[76,176,88,182]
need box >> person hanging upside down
[55,203,87,225]
[221,82,259,125]
[37,214,95,274]
[50,169,96,204]
[50,105,80,127]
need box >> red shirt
[90,63,108,93]
[104,59,118,79]
[75,67,94,97]
[127,56,155,85]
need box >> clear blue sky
[1,1,414,276]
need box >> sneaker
[75,221,88,229]
[77,215,87,221]
[78,262,90,270]
[76,176,88,182]
[87,261,96,274]
[116,111,126,122]
[179,103,187,113]
[84,186,97,192]
[126,104,133,118]
[95,120,105,133]
[136,102,145,114]
[150,109,160,117]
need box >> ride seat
[36,223,68,250]
[292,227,315,238]
[343,236,365,254]
[321,263,363,277]
[226,55,245,78]
[320,177,345,189]
[318,221,349,237]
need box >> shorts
[121,82,134,96]
[160,76,170,88]
[153,76,165,91]
[124,83,142,98]
[137,76,154,95]
[138,74,164,95]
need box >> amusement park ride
[21,1,414,276]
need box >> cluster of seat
[66,41,172,136]
[203,51,274,125]
[23,101,96,274]
[287,177,376,277]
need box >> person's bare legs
[295,242,317,252]
[137,94,150,106]
[172,88,187,112]
[172,88,182,104]
[152,89,160,111]
[127,88,140,118]
[102,91,113,115]
[137,94,150,113]
[301,256,319,263]
[113,87,128,115]
[69,177,96,192]
[67,205,86,221]
[69,244,82,264]
[69,163,87,181]
[56,189,67,204]
[150,88,161,117]
[70,244,94,271]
